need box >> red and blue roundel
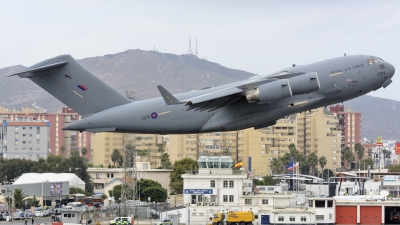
[151,112,158,119]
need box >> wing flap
[185,87,243,105]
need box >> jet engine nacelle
[246,79,292,103]
[288,72,320,95]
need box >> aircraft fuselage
[63,55,395,134]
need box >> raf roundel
[151,112,158,119]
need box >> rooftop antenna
[187,36,192,55]
[195,38,198,57]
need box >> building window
[329,214,332,219]
[211,180,215,188]
[278,216,284,221]
[210,195,216,202]
[223,180,228,188]
[96,173,99,179]
[229,180,234,188]
[244,199,252,205]
[315,200,325,208]
[229,195,234,202]
[23,127,26,130]
[262,199,268,204]
[301,216,306,222]
[223,195,228,202]
[308,200,313,207]
[290,216,295,222]
[316,215,324,221]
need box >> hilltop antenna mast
[195,38,198,57]
[187,36,192,55]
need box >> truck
[210,211,254,225]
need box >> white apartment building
[0,119,50,161]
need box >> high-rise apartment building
[91,133,164,168]
[329,104,361,168]
[295,108,342,171]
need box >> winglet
[157,85,181,105]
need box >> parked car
[35,210,44,217]
[109,217,133,225]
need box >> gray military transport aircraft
[10,54,395,134]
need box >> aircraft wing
[163,70,314,112]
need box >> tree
[307,153,318,175]
[159,153,172,169]
[138,179,163,200]
[13,189,28,208]
[60,154,94,194]
[322,169,335,181]
[270,158,283,174]
[318,156,327,180]
[157,144,165,154]
[69,187,92,196]
[354,143,365,168]
[170,158,198,194]
[81,148,88,157]
[108,184,122,202]
[360,158,374,170]
[261,175,279,186]
[111,149,123,167]
[142,186,167,203]
[344,147,355,170]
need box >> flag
[294,162,299,169]
[286,162,294,171]
[346,78,352,82]
[234,161,243,168]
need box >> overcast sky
[1,1,399,101]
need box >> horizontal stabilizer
[157,85,181,105]
[8,61,68,77]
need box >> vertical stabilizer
[9,55,131,116]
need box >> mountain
[0,49,399,140]
[343,95,400,140]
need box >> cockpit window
[378,58,384,61]
[367,59,377,65]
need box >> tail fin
[9,55,131,116]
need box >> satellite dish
[380,190,389,197]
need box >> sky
[1,1,400,101]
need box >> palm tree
[319,156,327,180]
[354,143,365,169]
[270,158,283,174]
[344,147,355,170]
[307,153,318,175]
[111,149,122,167]
[13,189,28,208]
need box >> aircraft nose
[386,62,395,78]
